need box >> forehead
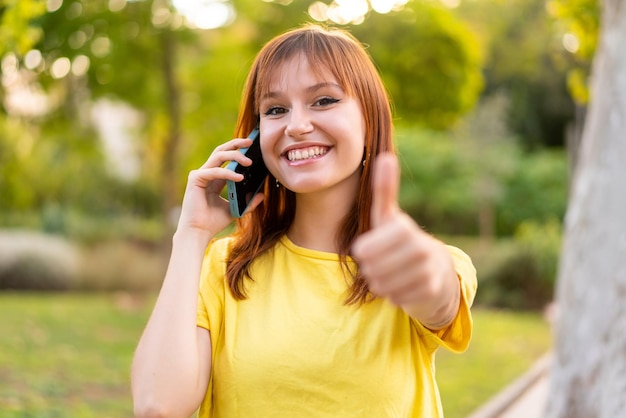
[256,52,354,103]
[267,55,338,89]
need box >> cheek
[353,118,367,152]
[349,103,366,147]
[258,127,281,176]
[258,123,276,155]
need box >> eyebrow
[261,82,344,101]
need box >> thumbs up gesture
[351,153,461,330]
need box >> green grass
[0,293,153,418]
[0,294,551,417]
[438,309,552,417]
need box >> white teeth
[287,146,328,161]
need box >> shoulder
[202,235,238,268]
[199,236,236,289]
[197,236,236,333]
[206,235,236,259]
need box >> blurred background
[0,0,597,416]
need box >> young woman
[132,24,477,418]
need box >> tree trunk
[545,1,626,417]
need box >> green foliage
[516,218,562,285]
[34,0,177,107]
[177,22,260,172]
[0,117,37,210]
[0,0,46,57]
[474,220,562,310]
[452,92,520,237]
[547,0,599,104]
[0,114,161,226]
[497,150,568,235]
[396,93,513,234]
[1,120,102,212]
[396,127,478,233]
[455,0,578,148]
[352,2,484,129]
[396,91,566,237]
[396,112,567,238]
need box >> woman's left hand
[351,153,460,329]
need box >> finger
[214,137,253,152]
[188,167,243,192]
[352,206,403,264]
[368,267,421,302]
[201,138,254,169]
[363,244,425,281]
[371,153,401,227]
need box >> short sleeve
[196,237,233,335]
[416,245,477,353]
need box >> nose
[285,107,313,138]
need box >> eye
[263,106,287,116]
[314,97,340,107]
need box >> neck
[288,190,355,253]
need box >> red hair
[226,24,394,304]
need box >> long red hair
[226,24,395,304]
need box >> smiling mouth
[286,146,329,162]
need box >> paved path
[466,352,551,418]
[498,371,548,418]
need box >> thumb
[370,153,400,227]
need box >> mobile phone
[225,128,269,218]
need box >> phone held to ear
[226,128,269,218]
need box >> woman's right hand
[176,137,265,238]
[134,141,257,417]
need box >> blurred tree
[546,0,626,415]
[496,149,568,235]
[396,127,478,235]
[454,0,578,149]
[0,0,46,131]
[0,0,231,240]
[31,0,194,237]
[0,0,45,58]
[396,104,567,239]
[453,92,518,240]
[547,0,599,179]
[547,0,599,105]
[351,2,484,129]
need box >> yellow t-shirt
[196,235,476,418]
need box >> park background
[0,0,597,416]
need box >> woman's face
[258,54,366,198]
